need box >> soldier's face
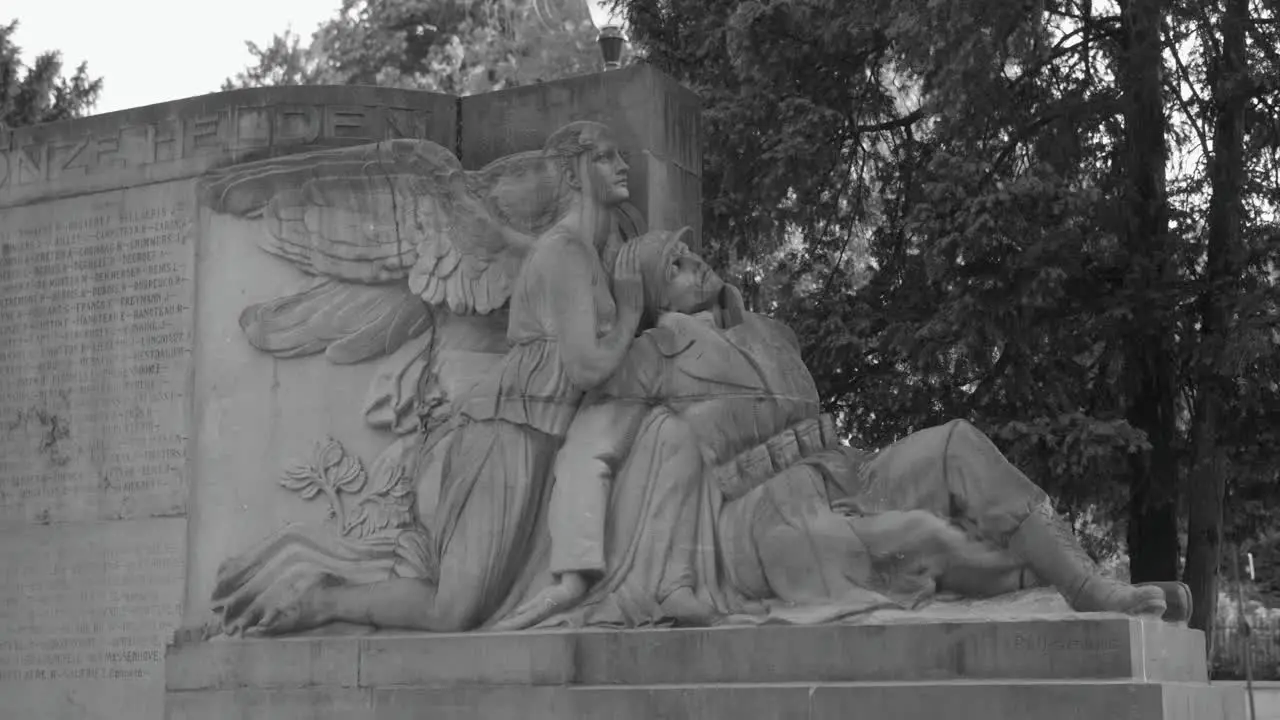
[661,241,724,315]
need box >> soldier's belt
[710,414,841,502]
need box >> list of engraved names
[0,523,184,685]
[0,187,194,523]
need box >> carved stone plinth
[164,617,1244,719]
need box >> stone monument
[0,66,697,720]
[0,65,1241,720]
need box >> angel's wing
[204,138,650,435]
[204,139,532,310]
[404,149,569,314]
[202,139,546,365]
[238,278,434,366]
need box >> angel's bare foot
[492,572,589,631]
[660,586,716,626]
[248,584,333,636]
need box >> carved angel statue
[201,121,650,635]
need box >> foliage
[224,0,604,96]
[0,19,102,129]
[1210,585,1280,680]
[280,437,416,539]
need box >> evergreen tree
[0,20,102,129]
[225,0,604,96]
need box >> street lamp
[598,25,625,70]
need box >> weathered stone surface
[164,680,1246,720]
[0,85,458,720]
[570,617,1207,685]
[1137,618,1211,685]
[165,637,360,691]
[801,681,1245,720]
[166,618,1239,719]
[1159,682,1250,720]
[3,71,711,719]
[166,618,1207,692]
[1,518,185,720]
[0,86,457,207]
[167,687,374,720]
[183,192,403,622]
[359,632,577,687]
[0,182,196,525]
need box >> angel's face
[660,241,724,315]
[585,136,630,205]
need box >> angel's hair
[543,121,613,169]
[543,121,616,253]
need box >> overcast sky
[7,0,620,115]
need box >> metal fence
[1214,619,1280,680]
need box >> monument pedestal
[165,616,1243,719]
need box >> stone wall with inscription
[0,184,195,720]
[0,187,195,524]
[0,74,704,719]
[0,520,185,719]
[0,86,458,207]
[0,86,457,720]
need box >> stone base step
[167,680,1246,720]
[166,616,1206,691]
[165,617,1234,719]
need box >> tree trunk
[1127,375,1181,582]
[1116,0,1181,582]
[1184,0,1249,636]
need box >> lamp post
[598,25,625,70]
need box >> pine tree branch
[970,343,1019,407]
[981,94,1120,184]
[849,108,928,133]
[1164,38,1213,161]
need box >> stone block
[1160,682,1248,720]
[573,617,1205,684]
[560,684,815,720]
[166,687,374,720]
[163,617,1209,696]
[358,632,576,687]
[0,86,457,207]
[163,619,1231,718]
[804,680,1243,720]
[0,82,458,720]
[164,681,1246,720]
[1137,618,1209,683]
[459,65,703,245]
[0,518,186,720]
[165,637,359,691]
[370,686,573,720]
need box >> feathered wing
[237,279,434,365]
[204,140,441,283]
[406,150,560,315]
[202,139,549,366]
[205,138,650,434]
